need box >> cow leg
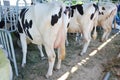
[20,33,27,67]
[75,33,82,45]
[56,48,61,70]
[17,39,21,48]
[37,45,46,60]
[102,28,111,42]
[101,27,108,42]
[65,33,69,46]
[101,31,107,42]
[75,32,79,42]
[105,26,112,41]
[101,25,111,42]
[118,53,120,58]
[80,32,91,56]
[75,32,79,44]
[45,45,56,78]
[56,43,66,70]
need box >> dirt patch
[12,30,120,80]
[103,57,120,80]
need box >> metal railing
[0,29,18,76]
[0,0,28,77]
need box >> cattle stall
[0,0,120,79]
[0,0,30,77]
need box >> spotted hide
[97,2,117,42]
[17,1,70,78]
[67,2,99,55]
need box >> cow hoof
[100,39,105,42]
[21,63,26,67]
[79,52,85,56]
[99,39,102,42]
[78,53,81,56]
[41,57,46,60]
[22,64,25,68]
[45,75,49,79]
[45,74,51,79]
[53,67,59,71]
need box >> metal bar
[7,30,18,76]
[103,72,111,80]
[0,29,18,76]
[4,31,12,60]
[0,32,4,45]
[1,32,7,49]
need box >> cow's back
[98,2,117,26]
[68,2,99,33]
[18,1,68,45]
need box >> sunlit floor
[57,30,120,80]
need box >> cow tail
[92,12,98,40]
[59,6,69,60]
[112,8,117,29]
[113,17,116,29]
[92,3,98,40]
[59,44,66,60]
[92,26,97,40]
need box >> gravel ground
[12,29,120,80]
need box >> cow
[97,2,117,42]
[67,2,99,56]
[17,1,71,78]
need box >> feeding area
[0,0,120,80]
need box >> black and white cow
[17,1,70,78]
[67,2,99,55]
[97,2,117,42]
